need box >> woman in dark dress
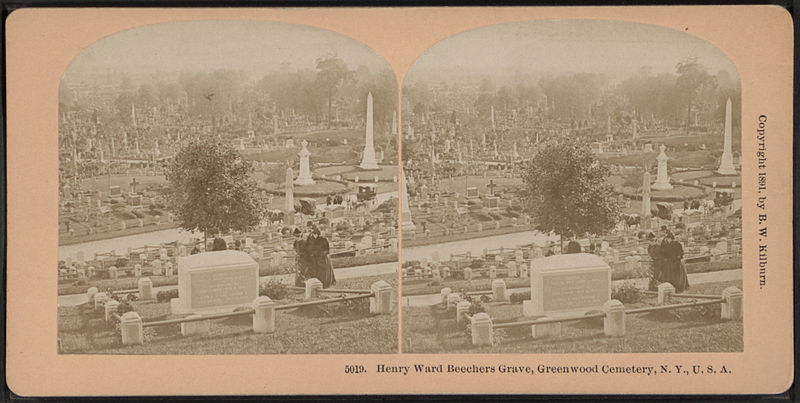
[294,234,311,286]
[660,232,690,292]
[308,228,336,287]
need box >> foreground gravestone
[524,253,611,318]
[171,250,259,314]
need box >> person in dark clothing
[293,233,311,286]
[212,237,227,251]
[307,228,336,287]
[660,231,690,292]
[566,239,582,254]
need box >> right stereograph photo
[400,20,743,353]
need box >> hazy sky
[64,20,391,79]
[407,20,739,83]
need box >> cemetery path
[57,261,398,307]
[401,231,559,262]
[401,269,743,307]
[59,228,202,260]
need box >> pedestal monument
[652,144,673,190]
[294,140,315,185]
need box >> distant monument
[642,171,651,218]
[295,140,315,185]
[490,106,496,130]
[652,144,673,190]
[391,111,398,136]
[359,92,380,170]
[717,98,737,175]
[401,169,416,231]
[284,167,295,224]
[131,104,137,128]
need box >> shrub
[260,279,291,300]
[611,281,644,304]
[156,288,179,303]
[509,291,531,304]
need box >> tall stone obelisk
[284,167,295,224]
[391,111,398,136]
[490,106,496,130]
[641,170,652,229]
[717,97,737,175]
[642,171,651,217]
[652,144,673,190]
[131,104,137,128]
[359,92,380,170]
[401,169,416,231]
[295,140,315,185]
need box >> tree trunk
[327,91,333,129]
[686,102,692,128]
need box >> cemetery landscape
[400,20,743,353]
[57,21,399,354]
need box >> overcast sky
[64,20,391,80]
[407,20,738,84]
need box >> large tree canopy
[166,139,266,238]
[521,138,622,242]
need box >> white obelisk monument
[401,169,416,231]
[391,111,398,136]
[652,144,673,190]
[359,92,380,170]
[717,97,737,175]
[294,140,315,185]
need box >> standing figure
[661,231,690,292]
[308,228,336,287]
[294,232,311,286]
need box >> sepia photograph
[56,20,399,354]
[400,20,743,353]
[6,6,793,396]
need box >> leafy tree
[166,138,266,246]
[675,58,717,127]
[315,55,355,127]
[521,137,622,249]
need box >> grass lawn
[58,274,398,354]
[403,280,742,353]
[402,225,532,248]
[600,151,716,169]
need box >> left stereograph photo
[57,21,399,354]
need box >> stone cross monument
[359,92,380,170]
[295,140,315,185]
[652,144,673,190]
[717,97,737,175]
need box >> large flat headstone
[524,253,611,318]
[173,250,259,314]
